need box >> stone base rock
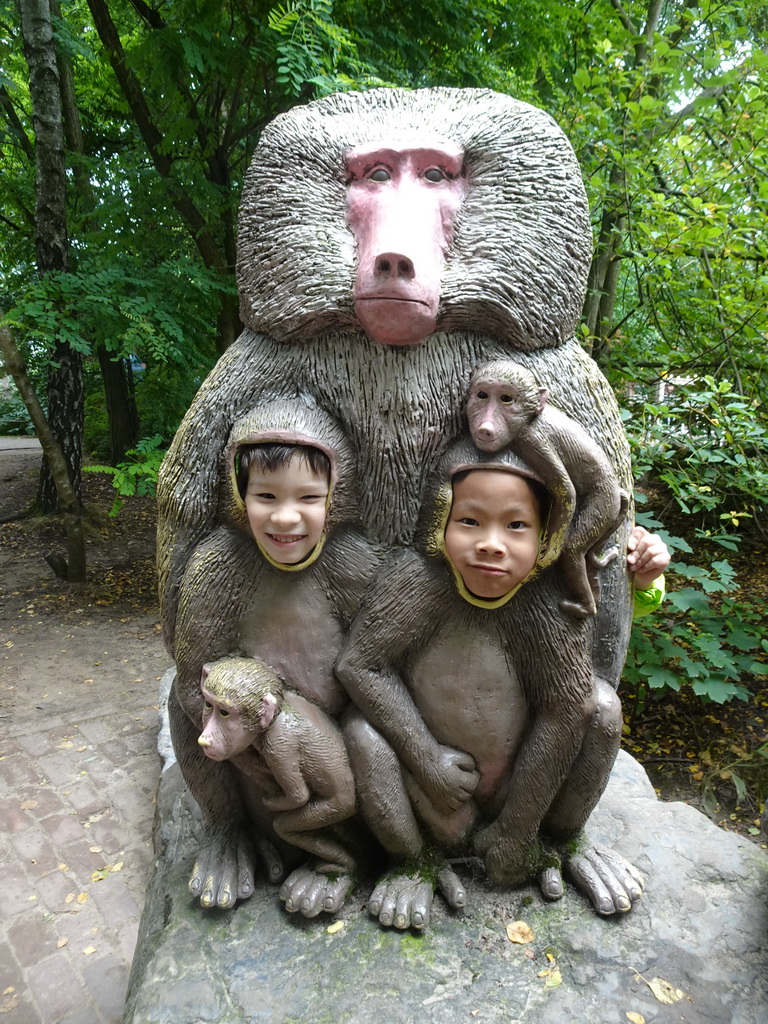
[124,741,768,1024]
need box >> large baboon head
[237,88,592,352]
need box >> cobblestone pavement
[0,685,165,1024]
[1,436,170,1021]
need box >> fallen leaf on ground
[64,893,75,904]
[646,977,688,1004]
[326,920,344,934]
[89,846,103,854]
[506,920,534,944]
[633,970,689,1005]
[110,861,124,872]
[20,800,38,810]
[91,869,109,882]
[626,1013,645,1024]
[57,938,68,948]
[76,892,88,904]
[82,946,97,955]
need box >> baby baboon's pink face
[346,141,466,346]
[198,688,254,761]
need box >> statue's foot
[189,824,261,908]
[564,842,643,915]
[279,861,353,918]
[540,865,565,901]
[368,864,466,931]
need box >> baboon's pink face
[197,688,254,761]
[346,142,466,346]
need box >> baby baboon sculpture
[198,657,357,876]
[159,87,640,928]
[467,360,630,618]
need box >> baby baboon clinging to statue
[198,657,357,876]
[467,360,629,618]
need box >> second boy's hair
[450,468,549,519]
[236,443,331,499]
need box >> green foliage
[624,517,767,706]
[0,379,36,435]
[624,377,768,546]
[84,435,165,515]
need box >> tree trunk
[0,324,86,581]
[19,0,84,512]
[97,346,139,462]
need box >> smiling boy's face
[244,455,329,564]
[444,469,541,600]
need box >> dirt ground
[0,444,169,726]
[1,441,765,845]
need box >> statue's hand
[420,744,479,813]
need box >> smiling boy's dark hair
[237,443,330,499]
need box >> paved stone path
[1,693,162,1023]
[0,436,167,1022]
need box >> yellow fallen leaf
[20,800,39,810]
[326,920,344,934]
[89,846,103,854]
[633,970,689,1006]
[58,864,68,871]
[76,892,88,904]
[91,869,109,882]
[64,893,75,904]
[57,938,68,948]
[110,861,124,873]
[506,920,534,944]
[626,1013,645,1024]
[82,946,97,955]
[2,989,14,996]
[545,967,562,988]
[647,977,688,1005]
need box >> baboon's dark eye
[369,168,390,182]
[218,708,230,718]
[424,167,444,182]
[500,394,515,404]
[475,390,489,400]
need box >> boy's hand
[627,525,670,590]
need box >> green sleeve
[633,575,666,618]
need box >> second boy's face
[444,470,541,600]
[245,457,329,564]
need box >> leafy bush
[84,435,165,515]
[624,377,768,548]
[623,512,767,709]
[0,380,36,435]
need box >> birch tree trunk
[19,0,84,513]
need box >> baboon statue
[159,87,639,928]
[466,359,630,618]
